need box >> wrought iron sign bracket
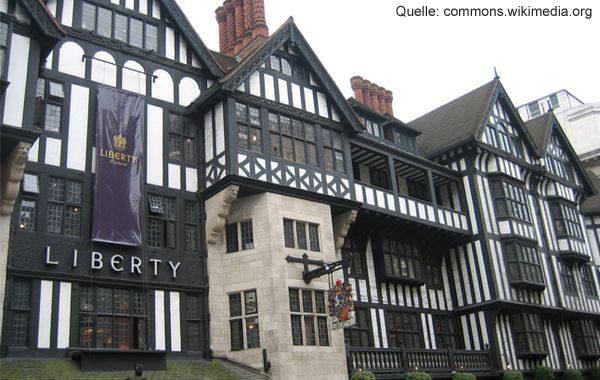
[285,253,347,284]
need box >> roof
[216,18,365,133]
[210,50,240,72]
[159,0,224,78]
[409,79,499,157]
[524,112,554,156]
[20,0,65,41]
[582,169,600,215]
[347,97,419,135]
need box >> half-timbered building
[1,0,599,379]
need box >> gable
[235,43,342,124]
[544,126,582,186]
[220,19,363,133]
[48,0,222,77]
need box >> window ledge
[380,274,425,287]
[559,251,591,263]
[510,281,546,292]
[517,351,548,360]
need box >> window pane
[147,218,161,247]
[230,319,243,351]
[306,143,317,166]
[44,104,62,132]
[185,201,197,222]
[268,113,279,131]
[281,58,292,76]
[96,316,113,348]
[132,291,145,315]
[282,136,293,161]
[289,289,300,312]
[249,107,260,126]
[187,295,200,319]
[185,225,198,251]
[296,222,307,250]
[236,103,248,123]
[271,133,281,157]
[114,289,129,314]
[241,221,254,250]
[81,2,96,31]
[145,24,158,51]
[47,204,63,234]
[12,281,31,309]
[280,117,292,135]
[114,14,128,42]
[302,290,313,313]
[115,317,130,349]
[48,82,64,98]
[318,317,329,346]
[238,124,249,149]
[66,181,82,204]
[80,315,94,348]
[305,316,316,345]
[245,290,258,314]
[165,221,176,248]
[19,200,36,230]
[291,315,303,345]
[183,136,195,161]
[249,127,261,152]
[309,224,320,251]
[226,224,239,253]
[270,55,280,71]
[64,205,81,236]
[187,321,201,351]
[284,219,295,248]
[163,198,176,220]
[315,291,326,314]
[246,317,260,348]
[97,288,112,313]
[294,140,305,164]
[97,7,112,38]
[130,18,143,48]
[229,293,242,317]
[10,311,29,346]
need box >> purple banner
[92,86,144,246]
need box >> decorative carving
[1,143,31,215]
[332,209,358,251]
[206,185,240,245]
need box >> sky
[175,0,599,122]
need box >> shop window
[225,220,254,253]
[289,288,329,346]
[147,195,176,248]
[79,286,147,349]
[47,177,82,237]
[344,308,371,347]
[386,311,423,348]
[8,280,31,347]
[168,113,196,162]
[236,103,262,152]
[229,290,259,351]
[283,219,319,251]
[512,313,547,358]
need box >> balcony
[348,347,492,378]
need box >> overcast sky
[175,0,599,122]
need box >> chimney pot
[385,90,394,116]
[369,83,380,113]
[216,0,268,57]
[376,86,387,115]
[350,76,364,104]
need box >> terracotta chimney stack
[350,76,364,103]
[216,0,269,57]
[350,76,395,116]
[385,90,394,116]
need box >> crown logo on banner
[113,134,127,151]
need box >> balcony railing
[354,181,470,233]
[348,347,492,376]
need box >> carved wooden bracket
[1,142,31,216]
[206,185,240,245]
[332,209,358,251]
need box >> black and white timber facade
[1,0,599,379]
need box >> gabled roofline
[20,0,66,41]
[347,97,420,136]
[218,18,364,133]
[160,0,224,78]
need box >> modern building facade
[518,90,600,176]
[1,0,599,379]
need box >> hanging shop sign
[328,279,356,329]
[92,86,144,246]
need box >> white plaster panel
[249,71,260,96]
[215,102,225,154]
[57,282,72,349]
[66,85,90,171]
[178,77,200,107]
[122,60,146,95]
[166,27,175,60]
[28,139,39,162]
[278,78,289,105]
[291,83,302,109]
[154,290,165,350]
[92,51,117,87]
[3,34,30,127]
[304,87,315,113]
[152,0,161,19]
[152,69,174,103]
[204,110,213,161]
[170,292,181,351]
[146,105,163,186]
[185,168,198,192]
[168,164,181,190]
[264,74,275,101]
[45,138,62,167]
[58,41,85,78]
[37,280,53,348]
[61,0,73,26]
[179,37,187,64]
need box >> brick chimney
[350,76,394,116]
[215,0,269,58]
